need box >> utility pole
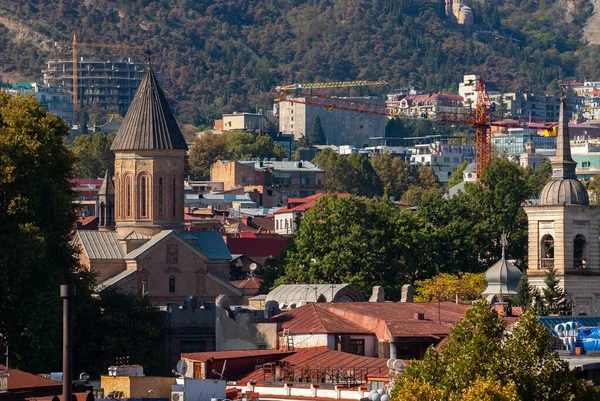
[61,285,75,401]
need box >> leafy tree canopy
[72,132,116,178]
[392,301,600,401]
[414,272,486,304]
[310,116,326,145]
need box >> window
[172,178,177,217]
[541,235,554,269]
[276,220,279,230]
[125,175,132,217]
[349,339,365,356]
[141,279,148,296]
[139,175,148,217]
[169,276,176,293]
[158,177,163,217]
[574,234,587,269]
[444,157,450,163]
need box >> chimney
[369,286,385,302]
[401,284,414,303]
[414,313,425,320]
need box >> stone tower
[524,96,600,315]
[110,61,188,237]
[97,170,115,231]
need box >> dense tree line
[0,93,167,376]
[0,0,596,125]
[263,157,552,298]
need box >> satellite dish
[176,359,188,375]
[249,263,257,272]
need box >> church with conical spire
[524,95,600,314]
[72,59,244,305]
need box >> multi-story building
[217,112,268,132]
[43,57,145,115]
[409,141,476,183]
[492,128,556,156]
[7,82,73,125]
[211,160,325,200]
[278,97,385,147]
[392,93,464,118]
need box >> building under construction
[42,57,145,116]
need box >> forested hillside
[0,0,598,125]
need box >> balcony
[541,258,554,269]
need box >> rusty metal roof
[268,303,370,335]
[182,349,293,362]
[237,347,389,384]
[0,364,61,390]
[111,65,188,151]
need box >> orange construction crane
[71,34,146,114]
[276,78,496,178]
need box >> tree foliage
[512,275,539,309]
[72,132,116,178]
[188,131,285,180]
[0,0,596,124]
[539,266,571,315]
[310,116,326,145]
[392,301,600,401]
[414,273,486,304]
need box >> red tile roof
[268,303,371,335]
[231,276,263,291]
[0,365,62,391]
[182,349,292,362]
[237,347,388,384]
[273,194,351,215]
[266,302,469,340]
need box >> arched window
[169,276,176,293]
[541,234,554,269]
[141,279,148,296]
[139,175,148,218]
[172,178,177,217]
[125,175,133,217]
[276,219,279,230]
[574,234,587,269]
[158,177,163,217]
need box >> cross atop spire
[144,47,153,67]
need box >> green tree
[276,195,423,299]
[371,153,416,201]
[310,116,326,145]
[188,133,227,180]
[540,266,571,315]
[588,172,600,205]
[512,275,538,309]
[72,132,116,178]
[0,92,91,371]
[344,153,383,197]
[392,302,599,401]
[414,273,486,304]
[447,161,468,188]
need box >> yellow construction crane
[276,80,388,92]
[71,34,146,114]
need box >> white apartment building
[7,81,73,125]
[409,141,476,183]
[278,98,385,147]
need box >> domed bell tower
[524,96,600,314]
[110,56,188,237]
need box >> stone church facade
[73,61,243,306]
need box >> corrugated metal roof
[111,65,188,151]
[118,231,152,240]
[75,231,126,259]
[95,269,137,291]
[265,284,363,305]
[268,303,370,334]
[182,350,292,362]
[124,229,173,259]
[238,347,388,384]
[180,231,232,260]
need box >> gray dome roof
[539,178,589,206]
[464,162,476,173]
[482,257,522,296]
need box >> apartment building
[409,141,475,183]
[43,57,145,115]
[278,97,385,147]
[7,82,73,125]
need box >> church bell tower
[524,96,600,314]
[110,58,188,237]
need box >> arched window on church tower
[574,234,587,270]
[158,177,163,217]
[125,175,133,218]
[541,234,554,269]
[139,175,149,218]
